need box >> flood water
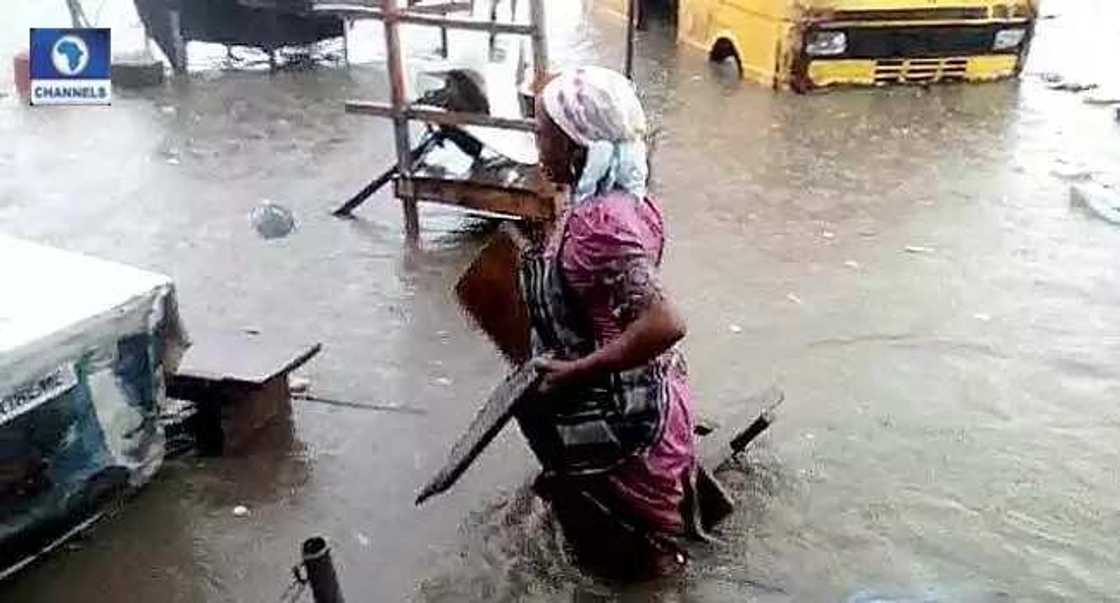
[2,1,1120,601]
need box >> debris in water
[435,377,453,387]
[1048,80,1099,93]
[232,505,250,518]
[821,230,836,240]
[1083,93,1120,106]
[973,313,993,322]
[355,532,371,547]
[1070,183,1120,225]
[166,157,180,166]
[250,201,296,239]
[159,105,177,115]
[786,293,804,305]
[728,324,743,334]
[904,245,935,254]
[1051,164,1093,181]
[290,377,311,393]
[844,260,861,270]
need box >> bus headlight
[806,31,847,56]
[993,28,1027,51]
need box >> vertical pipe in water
[302,536,345,603]
[624,0,636,79]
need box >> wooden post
[528,0,548,85]
[382,0,420,240]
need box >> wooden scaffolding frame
[317,0,555,239]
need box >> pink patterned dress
[554,192,697,535]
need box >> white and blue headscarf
[541,66,649,203]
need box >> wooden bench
[167,331,321,455]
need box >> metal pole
[342,19,350,67]
[65,0,89,28]
[488,0,500,58]
[624,0,636,79]
[168,10,187,73]
[382,0,420,240]
[301,537,345,603]
[528,0,548,86]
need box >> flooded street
[3,0,1120,600]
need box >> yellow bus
[674,0,1039,91]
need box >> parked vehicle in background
[677,0,1039,91]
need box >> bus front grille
[874,58,969,84]
[831,8,990,22]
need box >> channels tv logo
[29,28,111,106]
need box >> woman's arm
[536,297,686,392]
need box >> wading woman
[518,66,699,578]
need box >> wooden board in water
[454,229,532,363]
[416,362,540,505]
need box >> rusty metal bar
[380,0,420,239]
[345,100,536,131]
[314,4,535,34]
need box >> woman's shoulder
[567,193,664,239]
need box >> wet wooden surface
[455,229,533,363]
[175,332,322,385]
[416,362,540,505]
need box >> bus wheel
[709,39,742,77]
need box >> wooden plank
[407,2,473,15]
[345,101,537,132]
[397,11,535,34]
[395,176,556,220]
[416,362,540,505]
[174,332,322,385]
[455,229,532,363]
[313,3,536,34]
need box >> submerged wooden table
[168,331,321,455]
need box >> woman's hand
[532,299,687,394]
[533,357,591,393]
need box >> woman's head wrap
[541,66,649,202]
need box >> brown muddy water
[2,1,1120,601]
